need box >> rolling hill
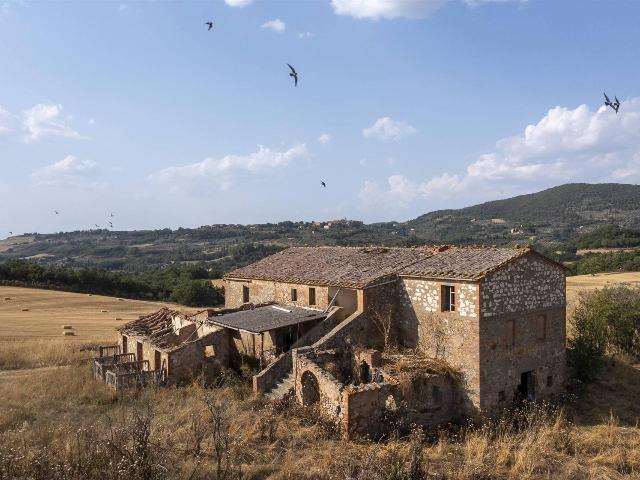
[1,183,639,273]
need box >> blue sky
[2,0,640,235]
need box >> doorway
[154,350,162,370]
[281,327,296,353]
[517,371,536,401]
[136,341,143,365]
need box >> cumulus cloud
[22,104,83,143]
[150,143,308,190]
[297,31,315,39]
[31,155,103,188]
[225,0,253,7]
[363,117,416,141]
[331,0,447,20]
[261,18,286,33]
[360,98,640,210]
[318,133,331,144]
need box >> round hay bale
[88,294,93,296]
[62,325,73,330]
[62,330,76,336]
[100,309,108,313]
[21,308,29,312]
[4,297,11,301]
[115,317,123,321]
[118,298,125,302]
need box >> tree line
[0,260,224,307]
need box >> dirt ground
[0,286,178,342]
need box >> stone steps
[265,372,295,400]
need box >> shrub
[569,285,640,382]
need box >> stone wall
[480,253,565,317]
[225,279,330,310]
[398,277,481,407]
[478,254,566,411]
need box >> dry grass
[0,286,177,341]
[566,272,640,317]
[0,364,639,479]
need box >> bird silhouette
[54,210,59,215]
[287,64,298,87]
[321,181,326,188]
[205,21,214,31]
[604,92,620,113]
[95,224,100,228]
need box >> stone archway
[300,370,320,406]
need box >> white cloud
[318,133,331,145]
[331,0,447,20]
[225,0,253,7]
[31,155,103,188]
[22,104,83,143]
[360,98,640,210]
[297,31,315,39]
[363,116,416,141]
[261,18,286,33]
[150,143,308,190]
[118,3,128,12]
[88,118,96,125]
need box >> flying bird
[54,210,59,215]
[287,63,298,87]
[604,93,620,113]
[95,224,100,228]
[205,21,214,31]
[321,181,326,188]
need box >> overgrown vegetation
[0,260,224,307]
[0,363,639,479]
[568,285,640,383]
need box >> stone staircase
[264,372,295,400]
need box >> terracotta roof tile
[224,246,432,288]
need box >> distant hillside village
[94,244,567,438]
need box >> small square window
[308,287,316,306]
[442,285,456,312]
[291,288,297,301]
[498,390,506,402]
[546,375,553,387]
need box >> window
[442,285,456,312]
[506,319,515,346]
[537,314,547,341]
[242,285,250,303]
[546,375,553,387]
[291,288,298,301]
[498,390,506,402]
[308,287,316,306]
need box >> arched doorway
[301,370,320,406]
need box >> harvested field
[0,286,178,370]
[0,286,177,342]
[566,272,640,315]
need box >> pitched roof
[209,304,325,334]
[224,246,432,288]
[400,246,534,280]
[225,245,563,287]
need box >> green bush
[569,285,640,382]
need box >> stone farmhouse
[94,244,566,438]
